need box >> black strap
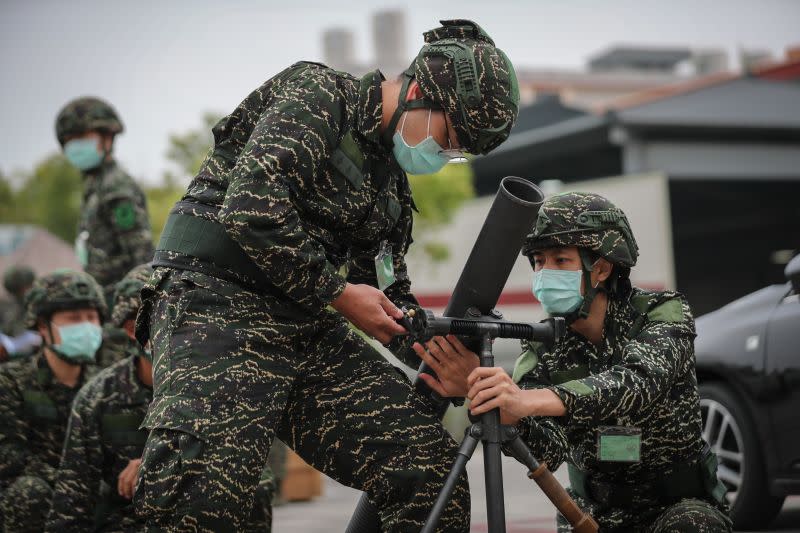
[568,445,719,507]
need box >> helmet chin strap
[382,69,440,148]
[559,250,605,326]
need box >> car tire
[699,382,785,530]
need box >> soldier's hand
[415,335,479,398]
[117,458,142,500]
[331,283,406,344]
[467,367,567,423]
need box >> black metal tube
[420,432,480,533]
[478,333,507,533]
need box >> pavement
[273,445,800,532]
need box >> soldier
[0,265,41,361]
[415,192,732,532]
[0,269,104,532]
[134,19,518,532]
[44,264,276,531]
[55,97,154,301]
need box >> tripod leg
[504,431,598,533]
[483,410,507,533]
[421,429,480,533]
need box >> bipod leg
[502,427,599,533]
[421,425,480,533]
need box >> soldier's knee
[651,498,732,533]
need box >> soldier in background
[416,192,732,532]
[0,265,41,361]
[0,270,104,532]
[55,97,154,302]
[135,19,518,532]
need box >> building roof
[589,46,691,71]
[512,94,587,133]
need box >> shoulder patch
[511,341,544,383]
[113,202,137,230]
[559,379,594,397]
[647,299,685,323]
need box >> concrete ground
[273,446,800,532]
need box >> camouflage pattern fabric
[512,287,732,532]
[96,324,136,368]
[522,192,639,268]
[110,264,153,328]
[23,269,107,330]
[77,160,154,296]
[134,269,468,532]
[412,20,519,155]
[55,97,124,146]
[45,354,151,532]
[0,353,96,531]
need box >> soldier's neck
[570,291,609,346]
[380,79,402,135]
[43,348,82,388]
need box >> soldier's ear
[595,258,613,283]
[406,80,424,101]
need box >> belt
[568,444,726,507]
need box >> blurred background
[1,0,799,531]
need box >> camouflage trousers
[0,475,52,533]
[134,269,469,532]
[556,491,732,532]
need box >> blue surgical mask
[64,138,104,171]
[532,269,584,315]
[51,322,103,364]
[392,110,449,175]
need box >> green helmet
[3,265,35,297]
[523,192,639,269]
[385,19,519,155]
[55,97,124,146]
[24,269,107,329]
[110,264,152,327]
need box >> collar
[355,70,385,145]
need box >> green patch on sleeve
[559,379,594,397]
[113,202,137,230]
[647,299,684,323]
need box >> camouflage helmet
[110,264,152,327]
[523,192,639,268]
[24,269,107,329]
[3,265,35,296]
[55,97,124,146]
[387,19,519,155]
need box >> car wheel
[699,382,785,529]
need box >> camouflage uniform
[513,192,731,532]
[0,270,105,532]
[56,97,154,298]
[1,266,35,338]
[134,20,517,533]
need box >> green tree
[0,154,83,242]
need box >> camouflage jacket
[513,287,705,484]
[154,62,418,365]
[0,297,25,337]
[96,325,136,369]
[77,159,154,292]
[46,353,151,532]
[0,352,95,488]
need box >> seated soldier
[414,192,732,532]
[0,270,104,533]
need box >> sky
[1,0,799,186]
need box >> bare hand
[117,458,142,500]
[331,283,406,344]
[467,367,567,423]
[414,335,479,398]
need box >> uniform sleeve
[218,74,347,312]
[515,351,571,469]
[103,189,155,280]
[346,196,420,368]
[45,391,103,531]
[0,370,29,481]
[551,297,696,429]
